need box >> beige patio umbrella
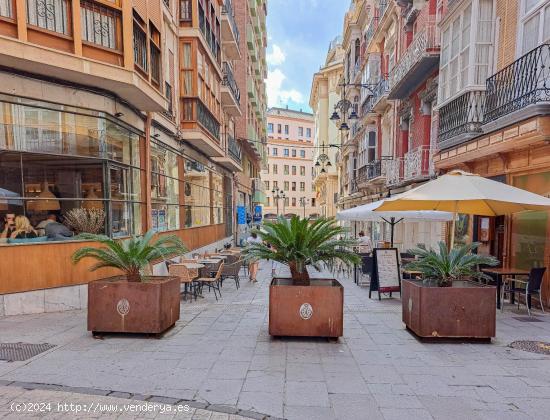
[375,170,550,248]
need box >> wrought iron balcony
[222,62,240,104]
[365,17,379,48]
[438,90,485,149]
[227,135,242,163]
[378,0,388,19]
[371,77,389,111]
[221,0,241,59]
[351,121,363,138]
[484,43,550,124]
[385,158,403,186]
[404,145,434,181]
[388,18,440,99]
[197,100,220,141]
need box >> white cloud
[266,68,305,107]
[266,44,286,66]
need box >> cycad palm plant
[244,216,360,282]
[405,241,498,287]
[72,230,187,282]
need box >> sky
[265,0,349,113]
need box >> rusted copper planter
[88,276,180,334]
[402,279,496,339]
[269,278,343,338]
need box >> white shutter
[522,14,539,54]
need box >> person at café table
[1,213,16,238]
[357,231,373,255]
[10,215,38,239]
[37,213,73,240]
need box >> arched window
[354,38,360,64]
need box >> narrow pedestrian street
[1,261,550,420]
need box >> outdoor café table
[209,255,227,260]
[481,267,530,309]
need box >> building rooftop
[267,106,313,119]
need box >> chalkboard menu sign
[369,248,401,300]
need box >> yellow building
[310,36,344,218]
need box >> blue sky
[266,0,348,112]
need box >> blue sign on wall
[237,206,246,225]
[253,205,262,223]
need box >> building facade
[310,36,344,218]
[233,0,267,243]
[332,0,444,250]
[0,0,266,314]
[262,108,317,219]
[433,0,550,304]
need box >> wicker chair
[221,255,241,289]
[168,263,198,301]
[196,262,224,301]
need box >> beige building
[262,107,317,219]
[310,36,344,218]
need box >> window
[284,181,289,191]
[291,182,296,191]
[300,166,305,176]
[520,0,550,55]
[277,124,282,133]
[284,165,289,175]
[300,150,305,158]
[298,127,304,136]
[273,164,278,174]
[27,0,70,35]
[81,1,119,49]
[284,197,289,207]
[149,25,162,85]
[0,0,13,18]
[292,166,296,175]
[306,128,311,137]
[268,123,274,133]
[284,125,289,135]
[284,148,289,156]
[311,198,316,206]
[180,0,191,21]
[272,147,278,156]
[367,131,376,162]
[292,149,296,157]
[133,21,148,72]
[266,164,269,174]
[266,197,271,206]
[439,0,494,102]
[292,197,296,207]
[265,181,270,189]
[273,180,278,190]
[311,184,315,192]
[300,182,305,191]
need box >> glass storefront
[510,171,550,270]
[0,98,143,242]
[151,140,181,232]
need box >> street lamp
[271,189,285,216]
[330,78,376,132]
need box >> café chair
[169,263,198,301]
[221,255,242,289]
[196,262,224,301]
[501,267,546,315]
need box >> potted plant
[402,242,499,339]
[72,230,187,335]
[244,216,359,338]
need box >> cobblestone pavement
[1,261,550,419]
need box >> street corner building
[322,0,550,305]
[0,0,268,316]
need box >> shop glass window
[0,0,13,18]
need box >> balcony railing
[438,90,485,144]
[351,121,363,138]
[227,135,241,163]
[485,43,550,124]
[371,77,389,107]
[222,62,240,104]
[386,158,403,186]
[388,18,439,98]
[365,17,379,47]
[221,0,240,43]
[404,145,434,181]
[196,100,220,140]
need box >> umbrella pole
[449,202,458,250]
[390,217,395,248]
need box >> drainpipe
[145,112,153,231]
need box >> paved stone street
[1,261,550,419]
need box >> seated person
[357,231,373,255]
[1,213,16,238]
[10,216,38,239]
[39,213,73,240]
